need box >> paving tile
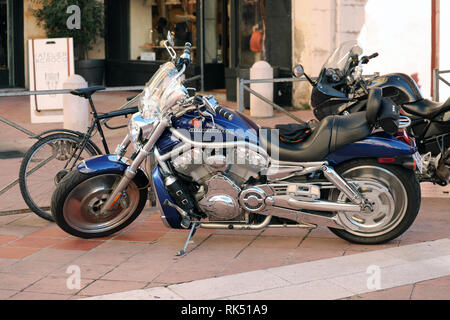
[0,258,18,269]
[8,236,63,249]
[78,279,148,296]
[0,289,17,300]
[28,227,70,239]
[260,227,310,237]
[49,264,116,280]
[411,281,450,300]
[0,246,41,259]
[0,214,29,226]
[101,257,175,282]
[345,284,414,300]
[219,247,294,276]
[0,225,40,237]
[72,241,147,266]
[24,276,94,295]
[84,286,183,300]
[9,215,53,227]
[130,221,171,233]
[267,250,403,285]
[0,235,18,245]
[415,275,450,287]
[24,248,86,264]
[50,239,104,251]
[112,231,166,242]
[249,235,301,249]
[0,272,44,291]
[0,260,64,276]
[328,257,450,294]
[299,236,351,250]
[8,292,72,300]
[230,279,354,300]
[169,270,289,300]
[286,247,344,264]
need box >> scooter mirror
[293,65,305,78]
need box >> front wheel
[328,159,421,244]
[51,170,148,238]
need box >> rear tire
[328,159,421,244]
[51,170,147,238]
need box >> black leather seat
[403,97,450,119]
[259,112,371,162]
[70,86,105,99]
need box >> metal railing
[238,77,310,123]
[432,68,450,102]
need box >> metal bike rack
[432,68,450,102]
[238,77,310,123]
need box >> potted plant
[32,0,105,86]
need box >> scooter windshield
[322,41,363,74]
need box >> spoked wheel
[19,133,100,222]
[51,171,147,238]
[328,159,421,244]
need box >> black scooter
[294,41,450,186]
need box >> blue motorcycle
[51,33,422,255]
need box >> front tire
[51,170,147,238]
[328,159,421,244]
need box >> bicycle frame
[61,96,138,171]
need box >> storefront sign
[28,38,74,123]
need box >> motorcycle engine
[171,147,268,220]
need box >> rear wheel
[328,159,421,244]
[51,170,147,238]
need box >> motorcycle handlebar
[215,105,234,121]
[361,52,379,64]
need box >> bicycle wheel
[19,133,100,222]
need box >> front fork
[100,119,170,214]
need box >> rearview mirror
[293,65,305,78]
[167,31,175,47]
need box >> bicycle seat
[70,86,105,99]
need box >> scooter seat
[259,112,371,162]
[403,98,450,119]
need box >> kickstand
[176,222,199,256]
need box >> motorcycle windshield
[139,62,180,115]
[144,62,179,99]
[322,41,363,73]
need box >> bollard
[62,74,89,132]
[250,61,274,117]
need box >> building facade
[1,0,445,106]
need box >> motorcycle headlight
[128,112,159,149]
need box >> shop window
[129,0,197,62]
[238,0,264,67]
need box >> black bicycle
[19,86,140,222]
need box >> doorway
[0,0,24,88]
